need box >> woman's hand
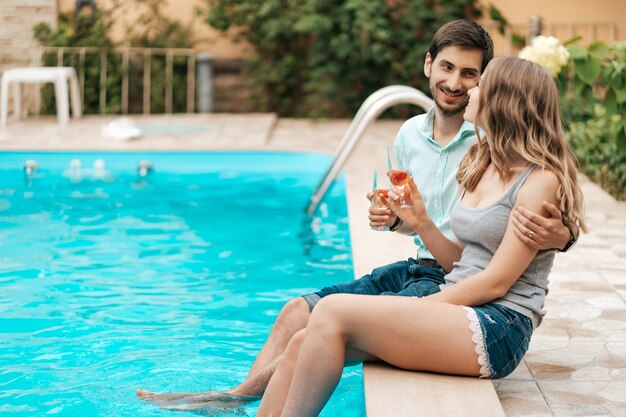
[381,177,429,231]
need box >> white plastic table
[0,67,82,126]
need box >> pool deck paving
[1,114,625,416]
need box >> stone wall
[0,0,57,74]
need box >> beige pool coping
[2,114,625,416]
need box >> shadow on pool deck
[2,114,626,416]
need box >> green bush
[558,39,626,152]
[567,105,626,200]
[203,0,482,117]
[555,39,626,200]
[34,9,121,114]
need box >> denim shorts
[463,303,533,379]
[301,258,445,310]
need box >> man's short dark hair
[428,20,494,72]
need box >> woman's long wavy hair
[456,56,586,231]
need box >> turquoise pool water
[0,152,365,417]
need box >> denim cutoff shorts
[463,303,533,379]
[301,258,445,310]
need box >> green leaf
[568,44,587,59]
[617,123,626,154]
[563,36,583,47]
[588,41,610,60]
[603,62,624,83]
[616,85,626,104]
[511,34,526,48]
[612,61,626,76]
[612,40,626,50]
[573,57,601,86]
[605,88,618,114]
[488,5,507,35]
[574,78,591,95]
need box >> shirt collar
[419,107,477,148]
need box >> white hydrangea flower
[518,35,570,77]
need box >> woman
[256,56,586,417]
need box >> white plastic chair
[0,66,82,126]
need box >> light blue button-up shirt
[393,107,478,260]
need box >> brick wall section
[0,0,57,74]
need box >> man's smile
[440,87,465,100]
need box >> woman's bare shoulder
[518,167,559,205]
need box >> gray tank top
[443,165,555,329]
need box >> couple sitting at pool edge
[136,19,581,415]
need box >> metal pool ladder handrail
[306,85,434,215]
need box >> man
[137,19,576,411]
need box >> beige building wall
[59,0,250,58]
[487,0,625,56]
[0,0,58,72]
[489,0,624,39]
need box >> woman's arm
[426,169,560,306]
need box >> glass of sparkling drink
[387,169,412,208]
[386,147,412,208]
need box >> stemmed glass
[387,148,412,208]
[370,170,390,231]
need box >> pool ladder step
[24,160,39,175]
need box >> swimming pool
[0,152,365,416]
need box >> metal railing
[539,19,617,42]
[32,46,197,115]
[307,86,433,215]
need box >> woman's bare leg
[280,294,481,417]
[257,328,378,417]
[256,329,306,416]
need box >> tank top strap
[507,164,537,205]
